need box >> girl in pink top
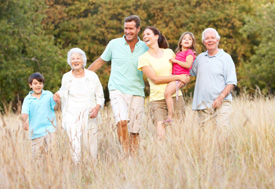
[164,32,196,123]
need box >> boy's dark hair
[124,15,140,28]
[28,72,44,84]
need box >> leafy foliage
[0,0,66,110]
[42,0,256,92]
[239,1,275,94]
[0,0,273,110]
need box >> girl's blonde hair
[175,32,197,54]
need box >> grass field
[0,94,275,188]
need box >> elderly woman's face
[70,53,84,70]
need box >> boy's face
[29,79,44,95]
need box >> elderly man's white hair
[202,28,220,42]
[67,48,87,69]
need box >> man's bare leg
[117,120,129,154]
[130,133,139,156]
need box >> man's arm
[212,84,235,109]
[212,53,237,109]
[88,57,107,72]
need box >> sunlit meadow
[0,94,275,188]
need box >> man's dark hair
[28,72,44,84]
[124,15,140,28]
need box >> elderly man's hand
[212,94,225,109]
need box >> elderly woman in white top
[54,48,104,163]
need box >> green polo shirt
[101,36,148,97]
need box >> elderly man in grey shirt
[190,28,237,127]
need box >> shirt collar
[122,35,141,46]
[205,49,224,57]
[28,90,45,98]
[68,69,90,81]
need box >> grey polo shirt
[190,49,237,110]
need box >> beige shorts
[31,132,56,159]
[109,90,144,133]
[149,96,186,126]
[197,101,232,128]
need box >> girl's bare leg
[164,81,177,120]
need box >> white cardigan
[57,69,105,129]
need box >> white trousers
[64,114,98,163]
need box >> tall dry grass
[0,95,275,188]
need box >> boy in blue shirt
[21,72,57,158]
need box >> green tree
[239,1,275,94]
[42,0,257,95]
[0,0,66,110]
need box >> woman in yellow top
[138,26,189,139]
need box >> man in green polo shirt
[88,15,148,156]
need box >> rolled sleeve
[138,55,150,71]
[101,40,113,62]
[224,55,237,86]
[21,97,30,114]
[50,93,56,110]
[190,58,198,76]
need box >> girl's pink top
[172,49,195,75]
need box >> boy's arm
[21,113,29,131]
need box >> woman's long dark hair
[145,26,169,48]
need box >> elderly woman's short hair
[67,48,87,68]
[202,28,220,42]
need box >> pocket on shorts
[219,101,232,115]
[149,101,166,125]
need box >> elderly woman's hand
[53,93,61,103]
[89,104,101,118]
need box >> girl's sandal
[162,119,173,126]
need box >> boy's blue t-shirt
[22,90,56,139]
